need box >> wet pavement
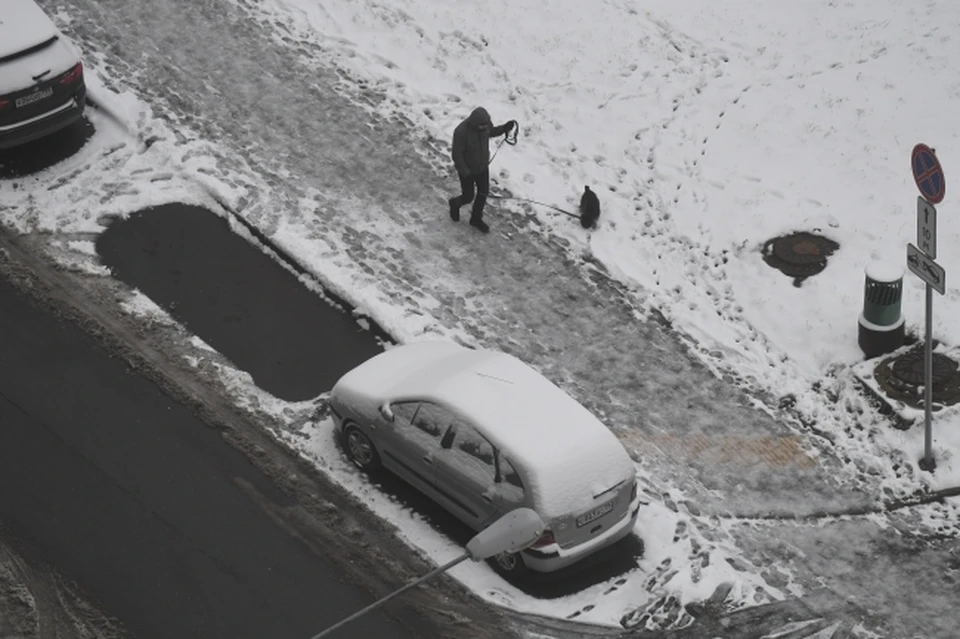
[0,270,435,638]
[96,204,384,401]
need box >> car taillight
[531,529,555,548]
[630,481,637,502]
[0,99,9,111]
[59,62,83,85]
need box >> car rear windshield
[0,35,58,65]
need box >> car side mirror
[378,403,394,422]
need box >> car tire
[488,551,529,581]
[343,424,381,472]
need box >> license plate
[576,499,615,528]
[16,88,53,107]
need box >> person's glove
[505,120,518,133]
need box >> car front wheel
[343,424,381,472]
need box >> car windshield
[0,35,58,65]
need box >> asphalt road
[0,271,432,639]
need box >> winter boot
[469,217,489,234]
[449,197,460,222]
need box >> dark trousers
[453,169,489,220]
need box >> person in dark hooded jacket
[448,107,516,233]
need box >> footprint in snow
[673,520,688,542]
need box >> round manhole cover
[891,351,958,386]
[772,233,838,265]
[763,232,840,282]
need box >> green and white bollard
[858,261,905,358]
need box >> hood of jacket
[466,107,492,128]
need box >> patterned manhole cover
[762,232,840,283]
[870,347,960,417]
[891,351,958,386]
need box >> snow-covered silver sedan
[329,341,641,577]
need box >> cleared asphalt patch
[96,203,383,401]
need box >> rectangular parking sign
[917,196,938,258]
[907,243,946,295]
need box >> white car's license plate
[16,88,53,107]
[576,499,615,528]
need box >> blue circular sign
[912,143,945,204]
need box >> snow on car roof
[0,0,60,60]
[380,342,635,516]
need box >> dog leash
[486,193,580,219]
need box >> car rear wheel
[343,424,381,472]
[489,551,529,580]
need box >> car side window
[390,401,420,427]
[446,424,496,486]
[392,401,447,450]
[496,454,525,504]
[411,402,453,439]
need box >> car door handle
[481,494,493,503]
[422,456,433,465]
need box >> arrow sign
[907,243,946,294]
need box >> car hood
[0,2,60,60]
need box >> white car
[329,341,642,577]
[0,0,86,149]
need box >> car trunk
[0,60,82,128]
[550,477,635,549]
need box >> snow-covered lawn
[3,0,960,635]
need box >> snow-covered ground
[258,0,960,481]
[3,0,960,635]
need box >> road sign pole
[921,283,935,470]
[909,143,946,472]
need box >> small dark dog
[579,186,600,229]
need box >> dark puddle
[350,445,644,599]
[96,204,384,401]
[0,116,95,178]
